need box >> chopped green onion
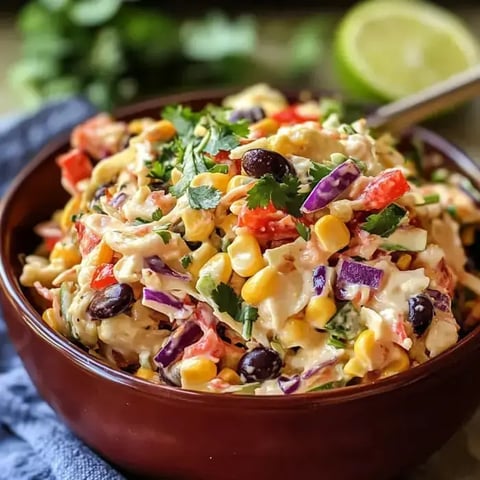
[417,193,440,206]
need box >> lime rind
[335,0,480,100]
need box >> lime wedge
[335,0,480,100]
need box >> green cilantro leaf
[152,208,163,221]
[211,282,258,339]
[92,204,106,214]
[295,222,311,241]
[135,217,150,224]
[180,255,192,269]
[162,104,202,138]
[309,162,332,184]
[203,106,249,155]
[211,282,241,319]
[362,204,406,237]
[155,230,171,244]
[187,185,222,210]
[170,142,209,197]
[380,243,410,252]
[147,138,179,182]
[209,163,229,174]
[246,174,305,217]
[325,302,362,345]
[153,224,172,244]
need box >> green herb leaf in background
[69,0,122,27]
[180,11,257,61]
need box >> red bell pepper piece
[358,169,410,211]
[91,263,117,289]
[56,149,92,194]
[271,105,319,125]
[45,234,62,252]
[75,222,101,256]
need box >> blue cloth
[0,98,125,480]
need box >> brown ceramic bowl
[2,89,480,480]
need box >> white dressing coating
[20,83,479,395]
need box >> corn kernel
[241,266,278,305]
[227,233,265,277]
[92,240,114,265]
[461,226,476,246]
[278,318,322,349]
[145,120,176,143]
[218,367,241,385]
[227,175,251,192]
[128,118,154,135]
[199,252,232,285]
[381,347,410,378]
[135,367,156,381]
[304,296,337,329]
[230,199,246,215]
[250,118,280,136]
[180,357,217,388]
[396,253,412,271]
[60,195,81,232]
[314,215,350,253]
[182,208,215,242]
[187,242,217,277]
[218,214,238,237]
[50,242,82,268]
[353,329,376,367]
[191,172,230,193]
[42,308,58,331]
[170,167,182,185]
[343,357,368,378]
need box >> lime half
[335,0,480,100]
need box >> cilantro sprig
[164,104,248,197]
[246,174,306,217]
[211,282,258,339]
[187,185,222,210]
[362,204,406,237]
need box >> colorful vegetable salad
[20,84,480,395]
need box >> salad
[20,84,480,395]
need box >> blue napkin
[0,98,125,480]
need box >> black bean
[242,148,294,181]
[149,181,167,191]
[408,294,434,336]
[87,283,134,319]
[238,346,282,382]
[229,107,266,123]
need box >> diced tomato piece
[72,113,127,159]
[238,203,299,242]
[91,263,117,289]
[213,150,231,163]
[358,169,410,210]
[271,105,319,125]
[183,328,226,362]
[75,222,101,256]
[56,149,92,194]
[45,234,62,252]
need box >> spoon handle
[366,66,480,133]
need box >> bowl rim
[2,87,480,408]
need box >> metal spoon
[365,65,480,133]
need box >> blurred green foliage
[9,0,333,110]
